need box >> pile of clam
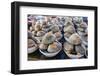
[28,15,88,58]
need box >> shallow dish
[39,48,61,57]
[28,46,38,54]
[64,49,84,59]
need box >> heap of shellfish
[28,15,88,58]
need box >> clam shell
[28,39,38,54]
[64,21,74,27]
[32,31,37,36]
[72,17,83,24]
[48,42,62,53]
[54,32,62,40]
[64,26,75,34]
[64,42,73,51]
[75,45,85,55]
[50,25,60,33]
[35,36,43,43]
[39,43,48,50]
[79,22,87,28]
[69,33,82,45]
[65,16,73,22]
[64,51,84,59]
[42,32,56,44]
[64,32,72,38]
[36,31,45,37]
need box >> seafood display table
[28,15,88,60]
[28,49,87,60]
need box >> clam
[54,31,62,40]
[69,33,82,45]
[64,42,73,54]
[64,21,74,27]
[42,32,56,44]
[64,32,72,38]
[48,41,62,53]
[75,45,85,55]
[72,17,83,25]
[64,25,75,34]
[50,25,60,33]
[36,31,45,37]
[39,43,48,50]
[65,16,73,23]
[28,39,38,54]
[31,31,37,36]
[34,22,42,31]
[79,22,87,29]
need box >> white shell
[39,43,48,50]
[42,32,56,44]
[64,42,73,51]
[75,45,85,55]
[69,33,82,45]
[64,26,75,34]
[47,42,62,53]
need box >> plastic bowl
[28,46,38,54]
[39,48,61,57]
[64,49,84,59]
